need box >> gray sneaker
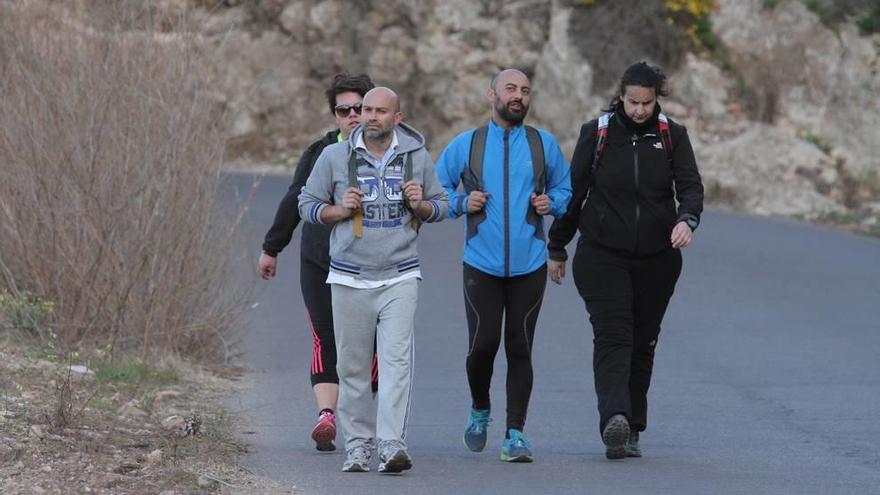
[602,414,630,460]
[378,444,412,474]
[342,445,372,472]
[625,431,641,458]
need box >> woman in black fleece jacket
[258,73,374,452]
[547,62,704,460]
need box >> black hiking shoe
[602,414,630,460]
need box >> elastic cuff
[309,203,328,225]
[677,213,699,231]
[548,248,568,262]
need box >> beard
[364,123,392,141]
[495,99,529,125]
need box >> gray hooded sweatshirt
[298,122,448,282]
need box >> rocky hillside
[15,0,880,230]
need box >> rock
[531,4,603,157]
[41,464,52,472]
[197,474,220,490]
[30,424,46,439]
[117,399,149,418]
[146,449,163,466]
[162,415,185,432]
[699,124,843,217]
[68,365,95,375]
[153,389,182,402]
[671,53,729,119]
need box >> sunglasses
[334,103,362,118]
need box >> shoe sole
[463,433,487,452]
[341,463,369,473]
[602,415,630,460]
[378,452,412,474]
[500,453,534,463]
[625,449,642,458]
[311,422,336,452]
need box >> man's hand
[670,221,694,249]
[548,259,566,285]
[467,191,489,213]
[258,253,277,280]
[340,187,365,216]
[319,187,365,224]
[403,180,423,208]
[531,193,550,215]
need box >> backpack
[463,125,547,241]
[591,112,673,178]
[347,150,417,238]
[466,125,546,194]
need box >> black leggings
[463,263,547,432]
[572,242,681,433]
[301,258,378,390]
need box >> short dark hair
[326,73,374,114]
[605,61,668,111]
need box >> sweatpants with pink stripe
[331,278,417,453]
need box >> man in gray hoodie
[299,87,448,474]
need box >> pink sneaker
[311,411,337,451]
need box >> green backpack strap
[404,152,421,232]
[347,150,363,238]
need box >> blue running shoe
[500,429,533,463]
[463,408,491,452]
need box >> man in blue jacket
[435,69,571,463]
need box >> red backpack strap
[658,112,673,162]
[591,113,612,179]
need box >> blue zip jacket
[436,120,572,277]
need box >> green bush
[802,0,878,30]
[569,0,720,91]
[0,290,54,340]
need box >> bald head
[490,69,529,92]
[363,86,400,113]
[362,86,402,143]
[488,69,531,128]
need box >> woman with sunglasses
[259,73,375,452]
[547,62,703,460]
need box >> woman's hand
[548,259,566,285]
[671,221,694,249]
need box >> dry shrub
[0,1,251,361]
[569,0,693,92]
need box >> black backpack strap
[464,127,488,241]
[465,126,487,192]
[524,125,545,194]
[524,125,546,241]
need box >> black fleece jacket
[548,105,704,259]
[262,130,337,266]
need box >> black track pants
[463,263,547,432]
[300,259,379,391]
[572,242,681,433]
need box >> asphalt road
[226,173,880,495]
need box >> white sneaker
[342,445,372,472]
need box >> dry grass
[0,1,251,362]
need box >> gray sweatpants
[331,278,418,453]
